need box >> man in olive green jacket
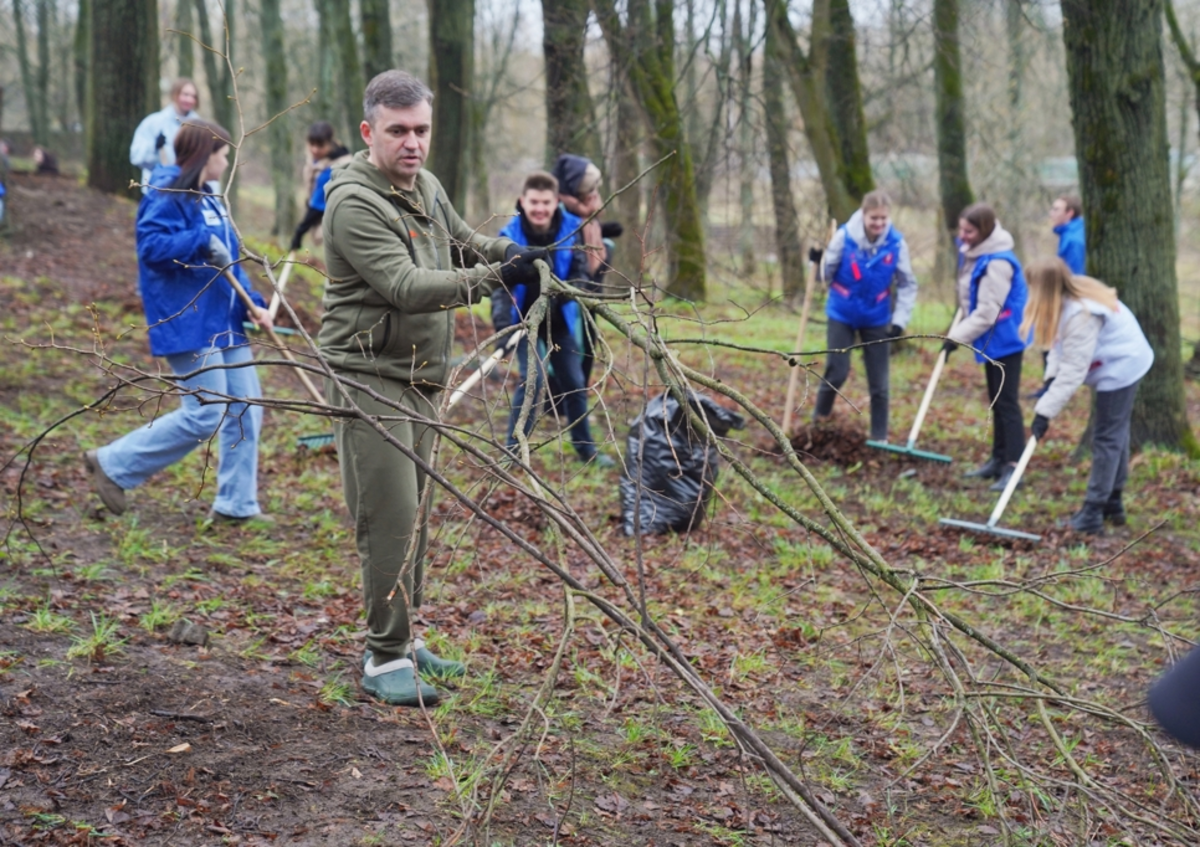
[319,70,545,706]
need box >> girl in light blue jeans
[85,119,270,520]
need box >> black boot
[1103,490,1126,526]
[964,456,1003,479]
[1070,501,1106,535]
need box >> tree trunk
[177,0,194,79]
[13,0,48,147]
[822,0,873,201]
[74,0,89,135]
[597,0,707,301]
[193,0,234,132]
[314,0,337,126]
[691,0,732,218]
[542,0,602,165]
[1062,0,1196,453]
[765,0,857,222]
[35,0,51,142]
[427,0,474,212]
[361,0,393,83]
[612,76,642,272]
[332,0,364,152]
[735,0,756,275]
[87,0,158,195]
[261,0,295,237]
[763,2,805,304]
[932,0,974,235]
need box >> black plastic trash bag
[620,391,746,535]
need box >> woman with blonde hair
[1021,258,1153,533]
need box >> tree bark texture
[332,0,365,151]
[74,0,89,132]
[542,0,602,165]
[735,0,757,275]
[35,0,52,140]
[193,0,234,133]
[427,0,475,212]
[1061,0,1196,453]
[612,76,642,273]
[932,0,974,234]
[261,0,295,237]
[87,0,158,195]
[361,0,394,83]
[597,0,707,301]
[763,4,805,304]
[313,0,337,130]
[765,0,857,222]
[13,0,49,146]
[177,0,194,79]
[821,0,873,202]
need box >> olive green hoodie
[318,151,513,387]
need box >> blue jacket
[966,250,1029,363]
[827,223,904,330]
[136,166,263,357]
[1054,216,1086,275]
[498,206,589,340]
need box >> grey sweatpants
[814,320,891,441]
[1086,381,1138,504]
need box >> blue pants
[506,330,596,460]
[97,344,263,517]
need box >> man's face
[307,141,333,162]
[1049,199,1073,228]
[175,84,198,115]
[361,101,432,189]
[560,189,601,219]
[522,188,557,232]
[864,207,890,239]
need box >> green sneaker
[361,656,439,706]
[363,641,466,680]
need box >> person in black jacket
[290,121,351,251]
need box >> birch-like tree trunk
[1062,0,1196,453]
[87,0,158,195]
[261,0,295,237]
[932,0,973,234]
[542,0,602,165]
[763,1,804,304]
[427,0,474,212]
[361,0,393,83]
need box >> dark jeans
[1087,382,1138,503]
[983,350,1026,464]
[814,320,891,441]
[506,328,597,460]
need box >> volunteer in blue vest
[1050,195,1086,275]
[85,120,272,522]
[944,202,1030,492]
[130,78,201,193]
[1021,258,1153,534]
[811,190,917,442]
[500,170,610,466]
[289,121,352,251]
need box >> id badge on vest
[202,206,223,227]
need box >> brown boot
[84,450,126,516]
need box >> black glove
[600,221,624,239]
[808,247,824,265]
[155,132,167,151]
[501,247,550,289]
[1031,414,1049,440]
[888,324,903,339]
[941,339,959,357]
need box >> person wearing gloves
[810,190,917,442]
[1021,258,1153,534]
[85,120,271,522]
[290,121,352,251]
[1050,195,1086,275]
[130,78,201,193]
[945,203,1030,492]
[498,170,610,467]
[319,71,535,707]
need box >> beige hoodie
[948,223,1016,347]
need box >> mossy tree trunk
[177,0,194,79]
[332,0,365,152]
[765,0,857,222]
[427,0,474,212]
[821,0,873,202]
[87,0,158,195]
[261,0,295,237]
[932,0,974,235]
[596,0,706,301]
[763,2,805,304]
[73,0,89,135]
[1062,0,1196,453]
[361,0,393,83]
[542,0,602,165]
[313,0,337,130]
[193,0,234,133]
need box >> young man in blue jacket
[1050,195,1086,275]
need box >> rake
[939,435,1041,542]
[867,308,963,463]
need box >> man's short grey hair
[364,71,434,125]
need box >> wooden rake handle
[222,268,325,406]
[266,250,296,322]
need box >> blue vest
[966,250,1030,363]
[1054,216,1086,275]
[826,226,902,330]
[499,208,581,339]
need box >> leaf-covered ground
[3,173,1200,846]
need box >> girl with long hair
[1021,258,1153,533]
[85,120,272,523]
